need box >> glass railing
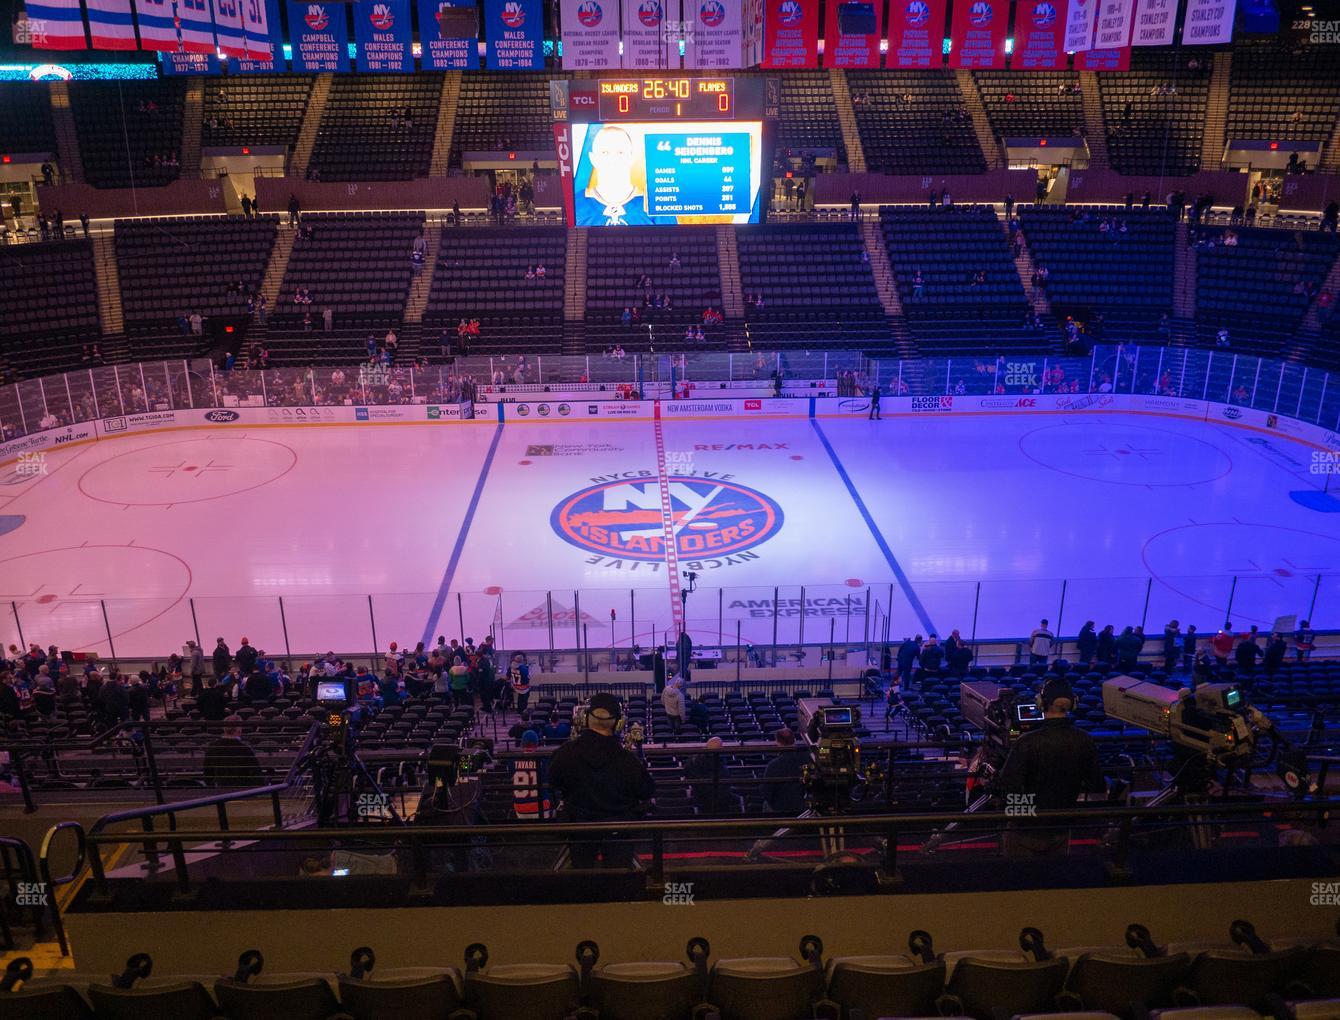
[2,344,1337,660]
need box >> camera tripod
[746,804,853,862]
[295,726,399,828]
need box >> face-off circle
[78,436,298,506]
[1018,423,1232,487]
[0,544,192,650]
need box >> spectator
[1294,620,1316,662]
[918,634,943,677]
[235,637,258,675]
[1211,624,1236,665]
[288,193,301,227]
[1162,620,1181,671]
[1182,625,1198,672]
[241,195,253,218]
[322,307,333,332]
[1029,620,1054,666]
[203,723,264,788]
[661,676,686,736]
[1234,627,1263,675]
[508,653,531,713]
[762,728,807,814]
[1077,621,1097,663]
[212,637,231,678]
[1115,626,1142,671]
[1262,633,1288,674]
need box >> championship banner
[622,0,679,70]
[242,0,276,57]
[233,0,285,69]
[742,0,763,66]
[419,0,479,69]
[25,0,89,49]
[484,0,543,69]
[288,1,349,71]
[354,0,412,70]
[87,0,138,50]
[1062,0,1096,51]
[561,0,622,70]
[1080,0,1131,68]
[761,0,819,68]
[684,0,744,69]
[1130,0,1175,45]
[133,0,179,50]
[161,49,221,71]
[1078,45,1128,68]
[888,0,945,68]
[177,0,218,52]
[211,0,247,56]
[823,0,881,68]
[949,0,1005,68]
[1182,0,1234,43]
[1012,0,1064,69]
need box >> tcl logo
[571,94,596,106]
[744,399,762,410]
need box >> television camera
[924,681,1046,853]
[1101,677,1314,801]
[298,679,400,827]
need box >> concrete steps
[1006,220,1052,317]
[828,69,866,173]
[955,70,1003,170]
[715,226,744,320]
[404,221,443,324]
[859,219,915,357]
[1077,72,1110,169]
[179,79,204,178]
[91,234,124,335]
[289,74,332,178]
[1173,220,1197,320]
[48,82,83,184]
[1200,52,1232,171]
[429,72,461,176]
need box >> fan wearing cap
[996,678,1107,857]
[548,693,655,868]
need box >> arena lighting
[1271,142,1279,149]
[224,325,235,333]
[1,155,9,164]
[508,152,516,160]
[1040,139,1048,146]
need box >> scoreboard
[552,76,769,227]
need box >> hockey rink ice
[1,408,1338,659]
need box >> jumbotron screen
[565,120,763,226]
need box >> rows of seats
[270,212,424,361]
[425,226,566,355]
[973,71,1084,141]
[69,81,185,189]
[1195,225,1340,356]
[773,70,846,163]
[1227,40,1340,149]
[0,83,56,156]
[201,74,315,149]
[1099,50,1211,176]
[1019,207,1175,339]
[879,206,1033,355]
[736,222,890,349]
[451,71,554,167]
[0,241,100,378]
[6,921,1336,1020]
[847,70,986,175]
[309,74,440,181]
[115,215,277,336]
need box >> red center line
[653,400,685,637]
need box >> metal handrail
[36,822,84,955]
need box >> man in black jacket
[998,679,1106,856]
[549,693,654,868]
[203,724,264,787]
[212,637,231,678]
[197,678,230,721]
[235,638,258,676]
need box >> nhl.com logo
[969,1,993,26]
[304,4,329,30]
[501,1,526,27]
[551,476,783,562]
[778,0,803,25]
[370,3,395,29]
[1032,1,1057,26]
[638,0,663,26]
[699,0,726,28]
[577,0,603,26]
[904,0,931,27]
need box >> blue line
[810,419,937,636]
[421,422,505,647]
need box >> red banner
[761,0,820,67]
[823,0,882,68]
[1012,1,1065,69]
[950,0,1006,68]
[888,0,946,68]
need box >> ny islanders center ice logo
[551,477,783,562]
[577,0,603,26]
[304,4,329,30]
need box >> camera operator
[997,678,1106,856]
[548,693,654,868]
